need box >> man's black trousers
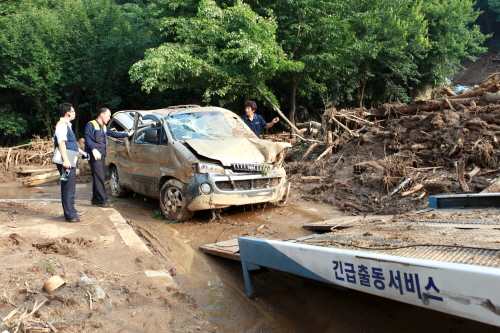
[89,156,108,205]
[57,164,78,220]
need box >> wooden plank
[199,239,241,261]
[303,215,393,231]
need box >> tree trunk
[288,76,298,125]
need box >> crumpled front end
[185,166,288,211]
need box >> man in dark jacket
[85,108,132,207]
[240,100,279,138]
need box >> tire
[110,166,128,198]
[159,179,194,222]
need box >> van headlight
[200,183,212,194]
[196,162,225,173]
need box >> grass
[161,220,179,225]
[152,210,163,220]
[44,260,55,275]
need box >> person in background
[85,108,132,207]
[54,103,87,222]
[241,100,279,138]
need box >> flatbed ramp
[199,239,241,261]
[200,194,500,327]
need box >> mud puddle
[1,182,498,332]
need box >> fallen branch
[466,165,481,180]
[317,145,334,161]
[330,116,355,136]
[457,159,470,192]
[330,219,358,231]
[300,143,318,161]
[478,169,499,176]
[301,176,326,180]
[407,166,443,171]
[343,202,366,212]
[401,184,424,197]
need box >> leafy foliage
[0,0,159,139]
[130,0,301,106]
[0,108,28,145]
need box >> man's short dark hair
[59,103,73,117]
[98,108,110,115]
[245,100,257,111]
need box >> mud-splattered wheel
[110,166,128,197]
[160,179,194,222]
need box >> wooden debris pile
[285,72,500,214]
[0,136,90,186]
[0,136,55,171]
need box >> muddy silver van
[105,105,290,221]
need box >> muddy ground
[0,199,213,333]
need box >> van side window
[108,120,125,132]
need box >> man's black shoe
[76,211,85,216]
[66,217,83,223]
[99,203,113,208]
[91,201,100,206]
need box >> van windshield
[165,111,257,140]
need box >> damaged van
[105,105,291,221]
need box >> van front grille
[216,178,280,191]
[231,163,273,173]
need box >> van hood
[185,138,291,166]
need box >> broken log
[5,147,12,170]
[466,165,481,180]
[300,143,319,161]
[457,159,470,192]
[317,145,334,161]
[296,121,322,129]
[343,202,366,212]
[480,177,500,193]
[479,72,500,88]
[448,82,499,99]
[301,176,327,180]
[19,169,81,187]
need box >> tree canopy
[0,0,493,144]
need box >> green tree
[0,108,28,146]
[0,1,66,135]
[417,0,488,88]
[130,0,301,109]
[0,0,158,138]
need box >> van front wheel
[160,179,194,222]
[110,166,128,197]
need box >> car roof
[114,106,237,118]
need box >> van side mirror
[144,129,158,144]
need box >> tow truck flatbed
[200,194,500,327]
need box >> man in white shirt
[54,103,87,222]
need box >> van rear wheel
[160,179,194,222]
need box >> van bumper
[186,168,288,211]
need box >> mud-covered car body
[105,105,290,221]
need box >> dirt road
[1,181,499,332]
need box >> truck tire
[110,166,128,197]
[160,179,195,222]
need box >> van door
[129,126,165,198]
[107,113,135,188]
